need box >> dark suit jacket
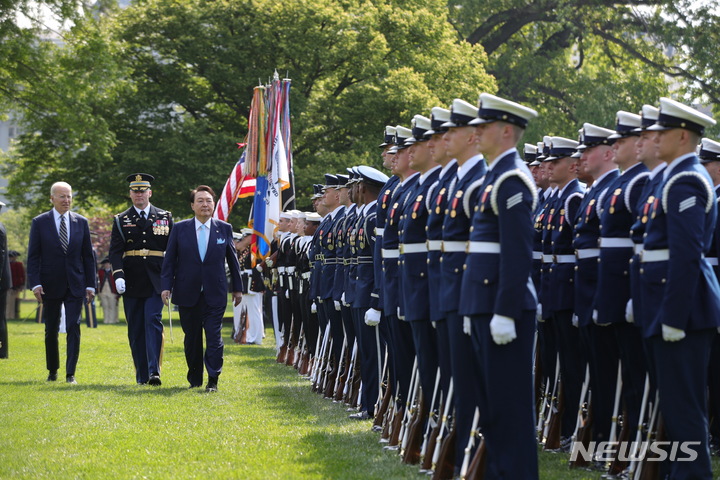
[160,218,243,308]
[27,210,97,299]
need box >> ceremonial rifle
[459,407,481,479]
[430,381,454,475]
[627,375,651,478]
[399,359,420,455]
[419,370,442,471]
[569,365,592,467]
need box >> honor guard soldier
[297,212,321,360]
[439,98,488,474]
[382,125,420,416]
[318,175,346,375]
[628,105,664,334]
[350,166,389,420]
[109,173,173,386]
[593,111,650,445]
[275,211,295,361]
[398,114,442,411]
[699,138,720,452]
[233,228,265,345]
[573,123,620,451]
[641,97,720,479]
[458,93,539,478]
[333,174,357,364]
[543,137,586,447]
[424,107,458,397]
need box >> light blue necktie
[198,224,207,261]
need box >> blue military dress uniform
[458,149,539,479]
[398,165,441,409]
[640,153,720,479]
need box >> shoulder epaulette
[662,171,714,214]
[624,171,650,212]
[463,177,486,219]
[490,169,538,215]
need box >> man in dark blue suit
[27,182,97,384]
[161,185,243,392]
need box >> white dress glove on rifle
[334,300,341,311]
[341,292,345,304]
[463,316,472,336]
[536,304,543,323]
[311,302,317,314]
[266,259,274,268]
[593,309,610,327]
[662,324,686,342]
[572,314,579,328]
[255,264,263,273]
[364,308,381,326]
[115,278,126,295]
[285,289,289,299]
[625,300,634,323]
[490,314,517,345]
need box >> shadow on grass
[0,379,191,397]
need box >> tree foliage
[3,0,495,223]
[447,0,720,142]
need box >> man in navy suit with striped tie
[27,181,97,384]
[161,185,243,392]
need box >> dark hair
[190,185,216,202]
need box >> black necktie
[59,215,68,254]
[137,210,146,229]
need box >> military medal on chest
[585,199,596,222]
[641,196,654,224]
[547,208,555,230]
[382,189,391,209]
[359,227,365,249]
[480,185,493,213]
[609,188,622,214]
[450,190,463,218]
[412,195,423,219]
[435,188,446,214]
[389,202,399,225]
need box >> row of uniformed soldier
[269,94,720,479]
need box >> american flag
[213,149,255,221]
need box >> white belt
[640,249,669,263]
[708,257,719,266]
[542,254,553,264]
[278,266,287,273]
[576,248,600,259]
[382,248,400,259]
[427,240,442,251]
[533,251,542,261]
[600,237,634,249]
[466,241,501,254]
[442,241,466,253]
[554,254,576,264]
[375,227,385,236]
[634,244,643,255]
[286,266,296,273]
[400,243,427,254]
[243,269,253,275]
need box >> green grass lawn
[0,299,716,479]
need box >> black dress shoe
[47,371,57,382]
[349,411,371,420]
[188,383,202,389]
[148,374,162,386]
[205,376,218,392]
[66,375,77,384]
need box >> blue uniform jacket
[374,175,401,311]
[459,151,538,318]
[319,206,345,300]
[593,163,648,324]
[398,166,441,321]
[426,161,459,321]
[440,156,488,314]
[352,201,380,310]
[383,173,420,314]
[573,170,620,327]
[334,204,357,302]
[640,155,720,337]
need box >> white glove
[593,309,610,327]
[490,314,517,345]
[431,321,437,329]
[662,324,686,342]
[572,314,579,328]
[625,300,634,323]
[341,292,346,304]
[115,278,126,294]
[285,289,289,299]
[536,304,543,323]
[463,316,472,336]
[365,308,381,326]
[311,302,317,314]
[256,265,263,273]
[334,300,341,311]
[266,259,274,268]
[397,306,405,320]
